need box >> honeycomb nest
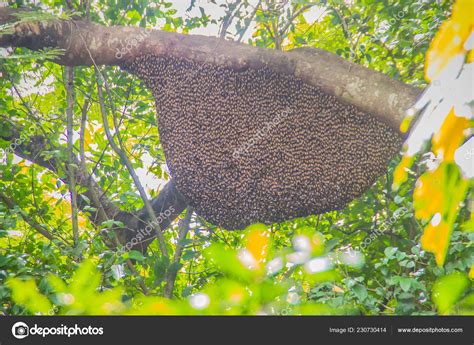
[123,54,402,229]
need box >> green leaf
[154,256,170,284]
[432,272,470,314]
[400,277,412,292]
[128,250,145,262]
[384,247,397,259]
[353,284,368,301]
[7,278,52,314]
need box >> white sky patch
[420,152,440,171]
[172,0,225,36]
[111,264,126,280]
[0,47,9,57]
[406,59,472,157]
[266,256,283,275]
[286,291,300,304]
[431,212,441,226]
[134,151,168,197]
[286,251,309,265]
[172,0,259,41]
[12,155,30,165]
[16,68,55,97]
[237,248,258,270]
[455,137,474,179]
[339,250,364,267]
[464,31,474,50]
[292,235,311,253]
[302,6,326,23]
[7,230,23,237]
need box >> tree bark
[0,7,420,132]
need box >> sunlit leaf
[432,108,470,162]
[244,223,270,267]
[7,278,52,314]
[425,0,473,81]
[432,272,470,314]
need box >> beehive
[123,54,402,230]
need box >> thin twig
[94,68,169,259]
[164,207,193,298]
[219,1,244,39]
[278,3,318,38]
[65,66,80,246]
[237,0,261,42]
[78,95,109,223]
[0,192,67,245]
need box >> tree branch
[164,207,193,298]
[0,7,420,132]
[0,192,66,244]
[236,0,261,43]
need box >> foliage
[6,225,356,315]
[0,0,472,316]
[394,0,473,268]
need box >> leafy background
[0,0,472,315]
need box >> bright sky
[171,0,325,39]
[172,0,256,40]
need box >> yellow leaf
[469,264,474,279]
[432,108,470,161]
[140,267,149,278]
[84,126,92,149]
[125,138,136,152]
[417,164,469,266]
[302,281,311,293]
[78,214,88,229]
[310,231,325,256]
[17,160,30,175]
[392,155,415,190]
[399,115,414,133]
[468,48,474,62]
[413,166,444,221]
[421,219,451,266]
[245,224,270,267]
[425,0,474,81]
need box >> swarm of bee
[123,54,402,229]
